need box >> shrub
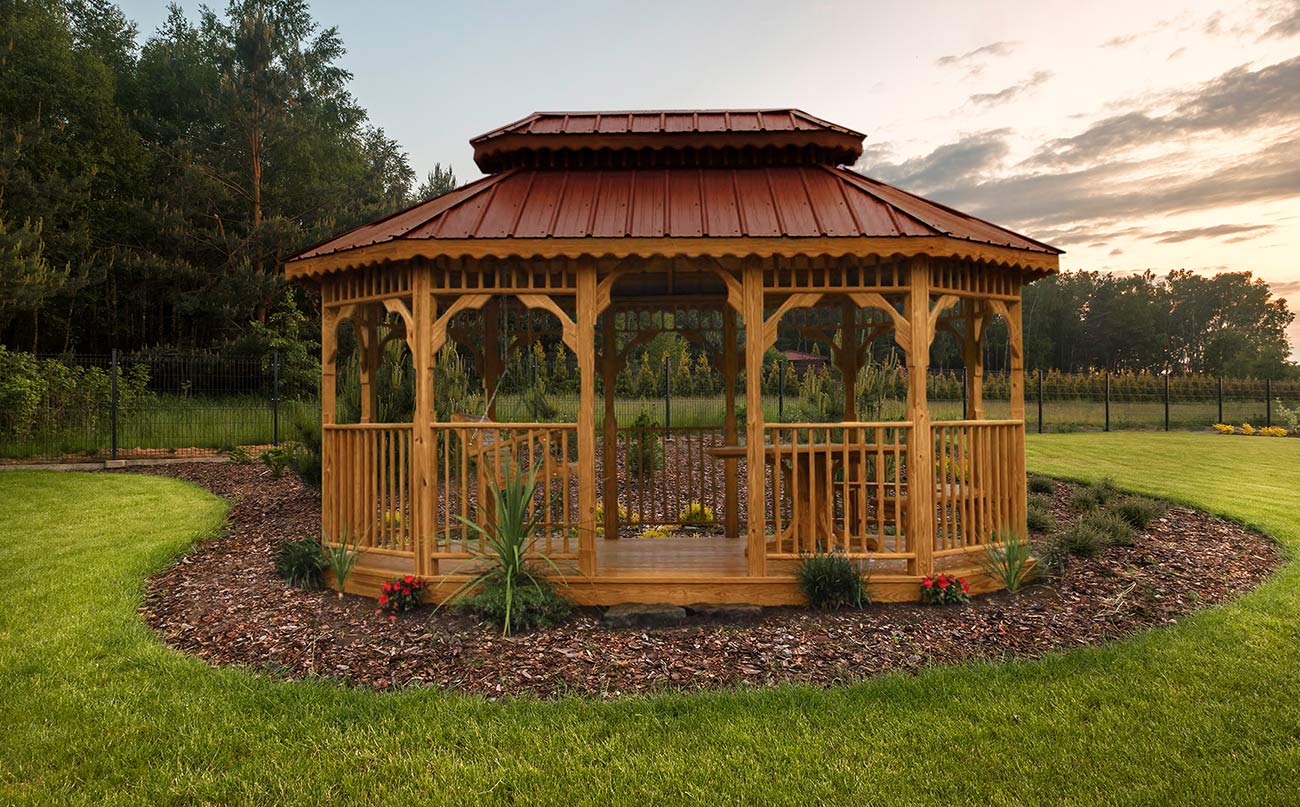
[1212,423,1236,434]
[1051,522,1106,558]
[640,524,677,539]
[679,500,714,527]
[323,530,361,597]
[1109,496,1166,529]
[626,409,662,476]
[287,406,322,488]
[1088,478,1121,506]
[443,460,572,636]
[1026,501,1055,533]
[1081,510,1137,547]
[920,573,969,605]
[260,446,290,478]
[1027,476,1055,495]
[458,570,573,632]
[226,445,255,465]
[1068,487,1100,513]
[376,575,427,620]
[981,532,1035,593]
[798,551,869,610]
[275,538,328,589]
[1258,426,1288,437]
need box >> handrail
[323,422,413,430]
[930,419,1023,427]
[763,421,914,429]
[428,421,578,430]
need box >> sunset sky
[120,0,1300,354]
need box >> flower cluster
[375,575,427,620]
[920,573,970,605]
[1212,423,1291,437]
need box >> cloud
[969,71,1053,107]
[1260,2,1300,39]
[1168,47,1186,59]
[858,130,1010,194]
[1273,280,1300,296]
[935,40,1018,76]
[1101,33,1139,48]
[1150,224,1275,243]
[1109,248,1124,256]
[1030,56,1300,168]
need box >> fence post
[961,366,968,420]
[110,349,119,460]
[777,356,785,419]
[1037,369,1043,434]
[1217,376,1223,424]
[663,355,671,437]
[272,350,280,446]
[1266,378,1272,428]
[1104,370,1110,432]
[1164,371,1170,431]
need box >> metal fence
[0,350,1296,464]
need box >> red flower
[403,575,414,584]
[388,614,396,622]
[401,587,411,596]
[961,580,970,593]
[938,577,949,590]
[374,609,382,615]
[378,594,389,605]
[922,578,934,588]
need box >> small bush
[1088,478,1121,506]
[287,407,322,488]
[920,573,969,605]
[1068,487,1100,513]
[981,532,1035,593]
[679,500,714,527]
[1081,510,1137,547]
[1109,496,1166,529]
[1051,522,1106,558]
[626,409,662,476]
[275,538,327,589]
[457,570,573,632]
[1027,476,1055,495]
[226,446,255,465]
[1026,503,1055,534]
[375,575,427,620]
[798,551,869,610]
[261,446,290,478]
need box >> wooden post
[905,256,934,578]
[576,259,598,575]
[411,264,436,577]
[358,304,380,423]
[601,311,619,540]
[722,307,740,540]
[840,299,858,419]
[483,297,501,420]
[963,302,985,420]
[743,257,767,577]
[1007,296,1027,538]
[320,294,338,542]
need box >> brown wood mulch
[126,463,1281,700]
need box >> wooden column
[743,257,767,577]
[905,256,934,578]
[601,312,619,540]
[1008,295,1028,539]
[358,304,380,423]
[963,302,985,420]
[320,295,338,542]
[576,259,598,575]
[839,299,859,419]
[482,297,501,420]
[411,264,436,577]
[721,308,740,540]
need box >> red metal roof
[470,109,867,172]
[291,164,1058,261]
[473,110,866,141]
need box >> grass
[1,432,1299,804]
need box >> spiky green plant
[275,537,328,589]
[980,531,1035,593]
[323,529,361,598]
[444,458,569,636]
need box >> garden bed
[129,463,1280,699]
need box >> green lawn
[1,433,1298,805]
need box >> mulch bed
[127,463,1281,700]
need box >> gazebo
[285,109,1060,605]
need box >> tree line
[1,1,1294,381]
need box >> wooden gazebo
[285,109,1060,605]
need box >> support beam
[722,308,740,540]
[601,311,619,540]
[839,299,858,420]
[743,257,767,577]
[575,260,598,576]
[963,302,986,420]
[358,304,380,423]
[482,298,501,420]
[905,256,934,578]
[411,264,436,577]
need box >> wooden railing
[613,426,730,526]
[931,420,1025,557]
[762,423,912,559]
[428,422,580,559]
[323,424,413,556]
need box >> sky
[119,0,1300,354]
